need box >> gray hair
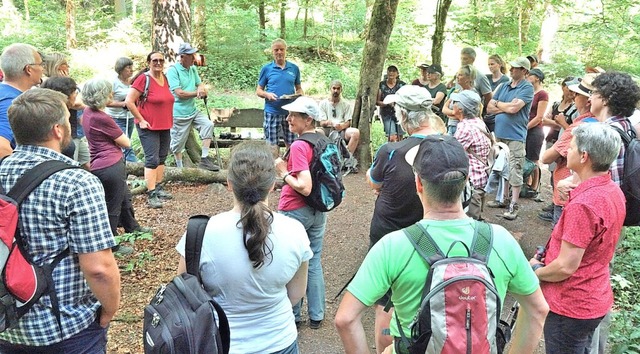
[43,53,67,78]
[8,88,68,145]
[423,171,468,205]
[82,78,112,110]
[398,107,446,134]
[0,43,38,80]
[115,57,134,75]
[461,47,477,59]
[572,123,622,172]
[271,38,287,48]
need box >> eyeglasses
[27,62,45,68]
[151,59,165,64]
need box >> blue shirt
[0,83,23,148]
[257,61,301,115]
[167,63,202,117]
[494,79,534,142]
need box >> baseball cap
[404,135,469,183]
[526,54,539,64]
[427,64,443,75]
[529,68,545,82]
[449,90,481,113]
[178,43,198,55]
[568,73,601,97]
[383,85,433,111]
[282,96,321,121]
[417,63,430,69]
[509,57,531,71]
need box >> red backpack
[0,160,78,332]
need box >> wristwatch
[282,172,291,183]
[531,263,544,272]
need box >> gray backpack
[143,215,230,354]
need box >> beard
[60,124,72,152]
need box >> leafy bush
[610,226,640,353]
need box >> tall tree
[115,0,126,20]
[152,0,191,61]
[279,0,286,39]
[431,0,453,65]
[65,0,77,49]
[352,0,400,167]
[193,0,207,51]
[258,0,266,41]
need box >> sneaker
[198,156,220,171]
[503,203,520,220]
[538,211,553,222]
[309,319,322,330]
[147,190,163,209]
[113,244,134,256]
[487,200,508,208]
[156,184,173,200]
[542,203,554,213]
[133,226,153,234]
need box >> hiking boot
[198,156,220,171]
[538,211,553,222]
[309,320,322,330]
[503,203,520,220]
[156,184,173,200]
[147,189,163,209]
[542,203,554,213]
[133,226,153,234]
[113,244,134,256]
[487,200,508,208]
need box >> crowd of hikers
[0,38,639,354]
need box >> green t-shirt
[167,63,202,118]
[347,218,539,339]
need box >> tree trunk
[115,0,126,20]
[23,0,29,21]
[258,0,266,41]
[152,0,191,62]
[352,0,400,168]
[132,0,137,23]
[65,0,77,49]
[538,0,556,63]
[193,0,207,51]
[279,0,286,39]
[126,163,227,184]
[519,0,536,45]
[431,0,453,65]
[303,0,309,39]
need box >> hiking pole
[203,96,223,169]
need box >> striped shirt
[0,145,116,346]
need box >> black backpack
[0,160,77,333]
[288,132,345,212]
[143,215,230,354]
[396,221,510,354]
[612,126,640,226]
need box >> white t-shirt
[104,74,132,120]
[318,99,353,124]
[176,211,312,354]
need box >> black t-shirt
[369,136,426,245]
[379,80,406,118]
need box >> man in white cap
[365,85,447,352]
[336,134,548,354]
[486,57,534,220]
[167,42,219,171]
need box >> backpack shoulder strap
[610,124,637,147]
[296,132,322,146]
[402,223,444,266]
[143,71,151,98]
[470,220,494,263]
[7,160,78,204]
[185,215,210,280]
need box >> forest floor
[106,167,554,353]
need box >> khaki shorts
[498,138,525,187]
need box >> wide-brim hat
[568,73,601,97]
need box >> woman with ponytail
[176,141,312,354]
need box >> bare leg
[346,128,360,155]
[374,305,393,354]
[145,167,157,191]
[531,161,540,192]
[156,165,166,185]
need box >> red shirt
[551,113,593,206]
[131,73,174,130]
[82,108,125,170]
[541,174,625,319]
[278,140,313,212]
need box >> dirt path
[108,170,553,353]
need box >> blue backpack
[290,133,345,212]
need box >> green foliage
[115,230,153,246]
[370,119,386,155]
[610,227,640,352]
[122,251,154,272]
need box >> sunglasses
[332,109,336,118]
[151,59,165,64]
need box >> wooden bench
[211,108,285,148]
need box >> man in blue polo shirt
[167,42,219,171]
[256,38,303,156]
[0,43,45,158]
[486,57,534,220]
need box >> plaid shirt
[605,116,633,186]
[0,145,116,346]
[455,118,492,189]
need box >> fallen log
[125,162,228,184]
